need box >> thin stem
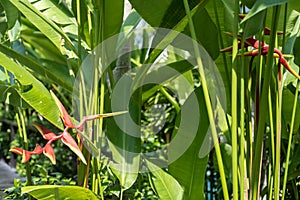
[251,6,281,200]
[231,0,240,199]
[239,32,247,200]
[16,110,32,187]
[76,0,82,64]
[183,1,229,199]
[282,78,300,199]
[274,49,283,200]
[159,87,180,113]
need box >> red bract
[221,32,300,80]
[33,123,59,141]
[61,130,86,164]
[43,142,56,165]
[50,91,75,128]
[10,144,43,163]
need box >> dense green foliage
[0,0,300,199]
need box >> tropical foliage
[0,0,300,199]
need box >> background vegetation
[0,0,300,199]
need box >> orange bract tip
[10,147,23,155]
[21,150,31,163]
[43,143,56,165]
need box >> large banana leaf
[168,87,209,199]
[8,0,75,55]
[22,185,98,200]
[0,52,63,129]
[0,43,73,92]
[130,0,218,60]
[241,0,293,23]
[107,76,141,191]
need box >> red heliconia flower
[10,92,127,166]
[221,31,300,80]
[34,124,87,165]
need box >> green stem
[282,78,300,199]
[231,1,240,199]
[251,6,281,200]
[76,0,82,63]
[274,64,283,200]
[183,1,229,199]
[159,87,180,113]
[16,110,32,186]
[239,32,247,200]
[267,87,275,199]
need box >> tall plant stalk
[183,0,229,199]
[251,6,281,200]
[282,78,300,199]
[231,1,240,199]
[15,109,32,186]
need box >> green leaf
[31,0,75,25]
[102,0,124,41]
[168,87,209,200]
[121,10,141,32]
[243,10,266,38]
[282,87,300,133]
[0,51,63,129]
[0,84,29,108]
[106,76,141,190]
[293,36,300,66]
[147,160,184,200]
[8,0,75,55]
[284,10,300,54]
[130,0,219,59]
[93,0,124,46]
[21,185,98,200]
[0,0,19,29]
[184,8,219,59]
[0,43,73,92]
[142,60,194,103]
[130,0,208,29]
[241,0,293,23]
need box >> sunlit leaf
[147,160,184,200]
[0,51,64,130]
[22,185,99,200]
